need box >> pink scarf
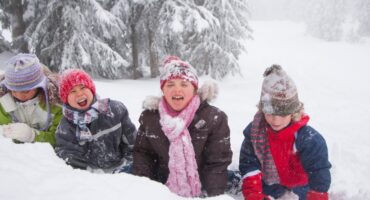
[158,95,202,197]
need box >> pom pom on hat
[259,64,302,115]
[59,69,96,104]
[2,53,47,91]
[159,56,198,89]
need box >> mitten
[306,190,328,200]
[242,173,271,200]
[2,123,35,142]
[279,191,299,200]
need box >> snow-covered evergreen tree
[112,0,148,78]
[196,0,252,79]
[135,0,164,78]
[113,0,220,78]
[0,34,11,53]
[0,0,28,52]
[304,0,347,41]
[0,7,9,31]
[354,0,370,37]
[123,0,252,79]
[248,0,369,42]
[151,0,220,75]
[0,8,10,53]
[30,0,131,79]
[1,0,252,79]
[96,0,119,10]
[303,0,370,42]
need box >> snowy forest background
[1,1,370,200]
[1,0,369,80]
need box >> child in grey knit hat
[0,53,62,147]
[239,65,331,200]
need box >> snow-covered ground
[1,20,370,200]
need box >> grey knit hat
[259,64,302,116]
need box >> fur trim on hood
[0,64,62,105]
[142,80,219,111]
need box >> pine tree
[30,0,131,79]
[0,34,11,53]
[196,0,252,79]
[355,0,370,37]
[150,0,218,71]
[1,0,252,80]
[112,0,147,79]
[0,8,10,53]
[131,0,252,79]
[0,0,28,52]
[304,0,347,41]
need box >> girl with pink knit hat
[132,56,232,197]
[239,65,331,200]
[0,53,62,147]
[55,69,136,173]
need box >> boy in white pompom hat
[239,65,331,200]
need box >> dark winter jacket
[239,122,331,199]
[133,98,232,196]
[55,99,136,170]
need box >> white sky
[1,20,370,200]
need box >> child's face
[264,113,292,131]
[162,78,196,111]
[11,89,38,102]
[67,84,94,110]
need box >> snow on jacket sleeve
[201,108,233,196]
[132,110,159,179]
[0,100,62,147]
[115,101,137,161]
[296,126,331,192]
[239,123,261,177]
[55,118,90,169]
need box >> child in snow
[55,69,136,173]
[132,56,233,197]
[239,65,331,200]
[0,53,62,147]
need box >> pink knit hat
[159,56,198,89]
[59,69,96,104]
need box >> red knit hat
[59,69,96,104]
[159,56,198,89]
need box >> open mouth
[77,98,88,107]
[172,96,184,100]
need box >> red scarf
[267,115,309,188]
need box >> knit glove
[306,190,328,200]
[2,123,35,143]
[242,173,272,200]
